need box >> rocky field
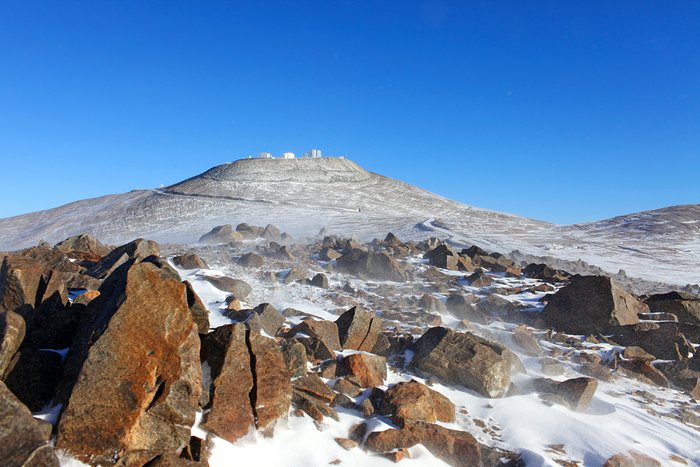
[0,223,699,466]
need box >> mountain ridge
[0,158,697,286]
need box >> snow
[164,254,700,467]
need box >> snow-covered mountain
[0,157,698,285]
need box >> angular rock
[604,451,662,467]
[201,324,255,442]
[465,269,492,287]
[336,248,408,282]
[173,253,208,270]
[522,263,570,283]
[379,380,455,423]
[512,327,544,357]
[423,245,459,271]
[56,261,201,465]
[54,234,111,262]
[261,224,282,242]
[319,247,342,261]
[202,323,291,441]
[411,327,510,398]
[445,293,489,324]
[533,377,598,411]
[646,291,700,324]
[0,255,44,318]
[622,346,655,362]
[310,273,329,289]
[339,353,387,387]
[199,224,243,244]
[293,374,335,403]
[280,338,307,378]
[364,419,481,467]
[418,293,446,313]
[540,275,642,334]
[253,303,284,336]
[86,238,160,279]
[289,318,341,351]
[184,281,210,334]
[239,252,264,268]
[0,310,25,379]
[202,275,252,300]
[0,381,60,466]
[336,306,382,351]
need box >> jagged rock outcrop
[56,260,201,465]
[411,327,510,398]
[533,377,598,412]
[539,275,642,334]
[54,233,111,262]
[86,238,160,279]
[645,291,700,324]
[201,323,291,443]
[335,305,382,351]
[0,310,25,379]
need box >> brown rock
[173,253,209,270]
[201,323,292,441]
[86,238,160,279]
[512,327,544,357]
[290,318,341,351]
[335,437,358,450]
[280,338,307,378]
[533,377,598,411]
[201,324,255,442]
[252,303,284,336]
[56,261,201,465]
[622,346,655,362]
[379,380,455,423]
[445,293,490,324]
[239,252,264,268]
[0,380,60,466]
[364,419,481,467]
[604,451,662,467]
[646,291,700,324]
[411,327,511,398]
[336,248,409,282]
[0,310,25,379]
[339,353,387,387]
[199,224,244,244]
[293,374,335,403]
[202,275,252,300]
[184,281,210,334]
[336,306,382,351]
[54,234,111,261]
[0,255,44,318]
[540,275,642,334]
[319,247,342,261]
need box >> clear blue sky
[1,1,698,224]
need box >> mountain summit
[0,157,697,285]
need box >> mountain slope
[0,158,697,285]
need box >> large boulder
[0,310,25,379]
[173,253,208,270]
[289,318,341,351]
[336,248,408,282]
[533,377,598,412]
[0,255,44,318]
[411,327,510,398]
[364,419,481,467]
[539,275,642,334]
[522,263,570,283]
[239,252,264,268]
[423,245,459,271]
[0,380,60,466]
[338,353,387,387]
[199,224,244,244]
[202,275,252,300]
[201,324,291,442]
[335,306,382,351]
[379,380,455,423]
[86,238,160,279]
[646,291,700,324]
[54,234,111,262]
[56,260,202,465]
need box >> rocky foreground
[0,224,699,466]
